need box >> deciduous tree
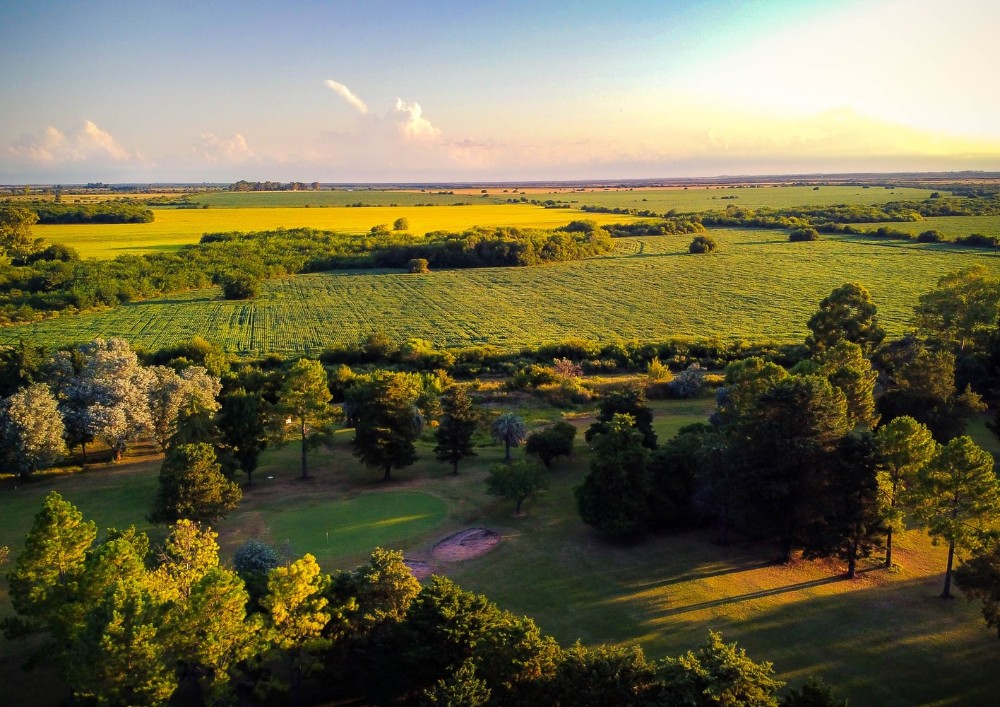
[0,382,66,479]
[806,282,885,355]
[914,265,1000,353]
[486,461,548,515]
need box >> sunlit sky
[2,0,998,183]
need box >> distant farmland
[4,228,996,355]
[33,204,640,259]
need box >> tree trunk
[81,440,88,464]
[941,540,956,598]
[515,497,523,515]
[847,536,859,579]
[384,465,392,482]
[452,458,458,475]
[247,469,254,487]
[884,527,893,568]
[300,418,308,480]
[504,440,511,462]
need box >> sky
[1,0,998,183]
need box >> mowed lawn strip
[5,229,997,354]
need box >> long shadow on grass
[628,558,779,590]
[660,574,846,616]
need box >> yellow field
[34,204,641,259]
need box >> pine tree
[150,443,242,524]
[434,385,478,474]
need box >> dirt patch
[432,528,501,563]
[404,559,434,580]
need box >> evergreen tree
[433,385,478,474]
[874,416,937,568]
[585,386,657,449]
[806,282,885,355]
[278,358,336,480]
[150,443,242,524]
[575,414,652,538]
[910,435,1000,598]
[350,370,422,481]
[219,387,270,485]
[954,542,1000,638]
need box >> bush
[219,272,262,300]
[667,363,706,398]
[789,228,820,242]
[393,217,410,231]
[407,258,430,273]
[689,235,717,253]
[955,233,999,248]
[917,229,945,243]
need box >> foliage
[659,630,784,707]
[954,543,1000,638]
[812,340,879,429]
[0,382,66,478]
[789,228,820,242]
[350,370,422,481]
[486,461,549,515]
[408,258,430,273]
[433,385,478,474]
[648,423,712,530]
[542,642,659,706]
[668,363,707,399]
[525,420,577,467]
[218,271,262,300]
[32,202,154,224]
[689,235,718,253]
[576,414,652,538]
[875,416,937,568]
[147,365,221,451]
[806,283,885,355]
[586,386,657,449]
[779,677,847,707]
[913,265,1000,353]
[910,435,1000,597]
[149,443,242,524]
[490,412,528,463]
[278,358,336,480]
[0,206,39,258]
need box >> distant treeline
[28,202,155,224]
[0,223,616,326]
[229,179,321,191]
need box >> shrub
[407,258,430,273]
[789,228,820,242]
[917,230,945,243]
[393,217,410,231]
[667,363,706,398]
[688,235,717,253]
[955,233,999,248]
[219,272,262,300]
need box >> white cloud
[197,132,255,163]
[8,120,133,163]
[324,79,369,114]
[390,98,440,140]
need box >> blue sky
[2,0,998,182]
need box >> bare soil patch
[432,527,501,562]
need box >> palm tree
[491,412,527,463]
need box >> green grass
[518,184,939,213]
[6,228,997,355]
[846,215,1000,239]
[2,398,999,705]
[33,204,638,259]
[190,190,508,208]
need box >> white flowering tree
[148,366,222,450]
[1,383,67,478]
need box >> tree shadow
[660,574,846,616]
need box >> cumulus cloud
[390,98,440,140]
[8,120,133,163]
[324,79,369,114]
[197,132,255,163]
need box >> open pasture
[3,229,997,354]
[501,184,939,213]
[2,401,999,706]
[847,214,1000,239]
[33,204,638,259]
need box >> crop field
[847,215,1000,239]
[190,190,507,208]
[498,184,939,213]
[33,204,640,259]
[4,228,997,354]
[3,402,1000,706]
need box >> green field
[3,401,999,706]
[6,229,997,354]
[847,215,1000,239]
[33,204,640,259]
[515,184,939,212]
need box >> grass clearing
[34,204,638,259]
[6,228,997,355]
[2,398,998,705]
[846,215,1000,239]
